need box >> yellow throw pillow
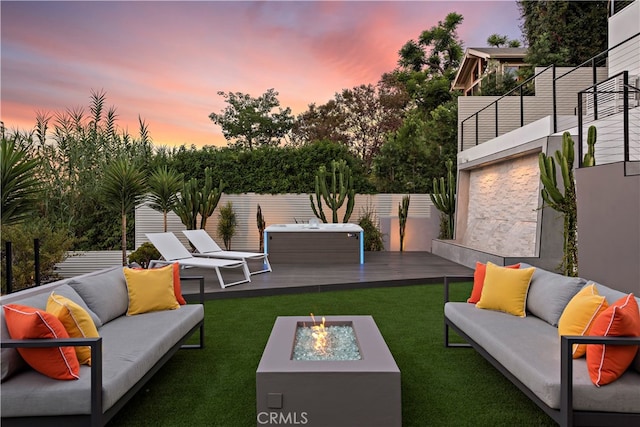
[558,283,609,358]
[476,262,536,317]
[123,265,180,316]
[46,292,100,365]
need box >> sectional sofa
[1,266,205,427]
[444,263,640,426]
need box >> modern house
[433,0,640,295]
[451,47,528,96]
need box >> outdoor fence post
[552,65,557,134]
[5,241,13,294]
[34,238,41,286]
[623,71,629,162]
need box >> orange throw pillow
[467,262,521,303]
[3,304,80,380]
[171,263,186,305]
[586,294,640,386]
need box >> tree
[290,101,348,146]
[1,133,41,225]
[487,34,521,48]
[101,159,148,266]
[398,12,464,80]
[518,0,608,66]
[209,89,294,150]
[148,166,183,232]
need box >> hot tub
[264,223,364,264]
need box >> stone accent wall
[461,154,540,257]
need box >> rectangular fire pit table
[256,316,401,427]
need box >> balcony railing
[459,32,640,152]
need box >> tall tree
[209,89,294,150]
[148,166,183,232]
[518,1,608,66]
[101,159,147,266]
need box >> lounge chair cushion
[46,292,100,365]
[123,266,180,315]
[69,268,128,325]
[522,263,586,327]
[3,304,80,380]
[476,263,535,317]
[586,294,640,386]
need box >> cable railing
[459,32,640,152]
[578,70,640,167]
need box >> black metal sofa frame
[1,276,205,427]
[444,276,640,427]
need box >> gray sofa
[1,266,205,427]
[444,264,640,427]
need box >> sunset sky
[1,1,523,148]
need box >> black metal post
[578,92,584,168]
[552,65,557,133]
[5,241,13,294]
[623,71,629,162]
[519,85,524,127]
[34,238,41,286]
[592,58,598,121]
[460,122,464,152]
[475,114,479,146]
[495,102,499,137]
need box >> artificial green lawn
[108,284,555,426]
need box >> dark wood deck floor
[180,252,473,300]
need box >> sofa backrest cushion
[69,268,128,325]
[521,263,586,327]
[1,309,27,382]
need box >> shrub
[358,203,385,251]
[1,218,76,293]
[127,242,161,268]
[217,201,237,250]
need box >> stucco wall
[460,153,540,257]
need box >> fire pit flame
[310,313,328,354]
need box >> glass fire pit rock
[256,316,401,427]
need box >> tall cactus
[430,159,456,239]
[398,195,410,252]
[257,204,266,252]
[309,159,356,223]
[539,127,596,276]
[199,167,224,230]
[582,125,597,167]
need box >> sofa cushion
[46,292,100,365]
[467,262,520,304]
[558,283,609,358]
[1,309,27,382]
[476,263,535,317]
[3,304,80,380]
[521,263,585,327]
[586,294,640,386]
[123,266,180,315]
[69,268,128,325]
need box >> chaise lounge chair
[146,232,251,288]
[182,229,272,275]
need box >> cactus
[582,125,597,167]
[173,178,201,230]
[430,159,456,239]
[538,127,596,276]
[398,195,410,252]
[199,167,224,230]
[257,204,266,252]
[309,159,356,223]
[173,167,224,231]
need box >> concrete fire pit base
[256,316,401,427]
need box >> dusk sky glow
[1,1,523,148]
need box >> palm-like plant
[1,135,41,225]
[148,166,183,232]
[101,159,147,265]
